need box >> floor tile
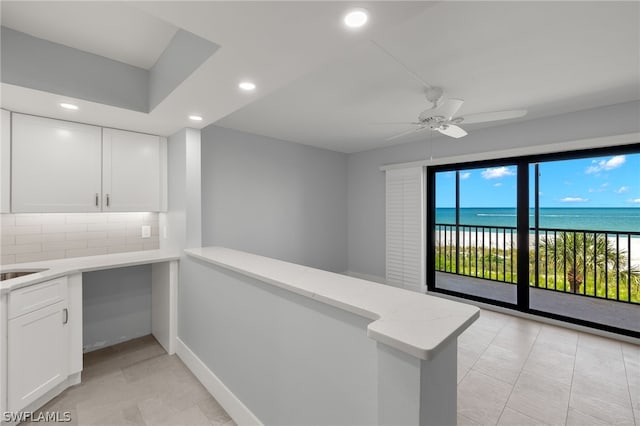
[535,324,578,356]
[158,404,211,426]
[506,371,571,425]
[522,344,575,385]
[30,335,233,426]
[473,343,531,385]
[457,370,513,425]
[565,408,612,426]
[621,342,640,415]
[497,407,548,426]
[569,390,635,425]
[457,412,481,426]
[198,397,235,425]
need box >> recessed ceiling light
[238,81,256,91]
[59,103,79,110]
[344,9,368,28]
[189,115,203,121]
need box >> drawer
[8,277,68,319]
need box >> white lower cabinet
[6,278,71,412]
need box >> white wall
[162,128,201,251]
[201,126,348,273]
[347,101,640,279]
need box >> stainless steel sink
[0,270,45,281]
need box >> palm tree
[538,232,640,300]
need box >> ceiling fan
[371,41,527,140]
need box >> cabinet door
[102,128,160,212]
[11,114,102,212]
[1,110,10,213]
[8,300,69,411]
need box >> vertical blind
[385,167,425,293]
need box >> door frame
[426,143,640,338]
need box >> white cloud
[493,182,502,187]
[615,186,631,193]
[560,197,589,203]
[481,167,515,179]
[630,198,640,204]
[585,155,626,174]
[460,172,471,180]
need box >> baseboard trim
[175,337,262,426]
[342,270,387,285]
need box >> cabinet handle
[106,194,110,208]
[62,308,69,324]
[95,193,99,207]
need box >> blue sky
[436,153,640,208]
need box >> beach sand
[434,228,640,267]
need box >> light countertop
[0,249,180,294]
[185,247,480,360]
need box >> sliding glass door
[427,145,640,337]
[528,155,640,334]
[431,164,519,306]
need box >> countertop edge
[1,249,181,294]
[185,247,480,361]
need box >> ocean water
[435,208,640,233]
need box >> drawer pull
[62,308,68,324]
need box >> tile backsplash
[1,213,159,265]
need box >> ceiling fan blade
[458,109,527,124]
[437,124,467,139]
[386,126,427,141]
[438,98,464,120]
[370,40,432,90]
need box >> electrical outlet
[141,225,151,239]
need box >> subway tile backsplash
[0,213,159,265]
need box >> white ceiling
[1,2,639,153]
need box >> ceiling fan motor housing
[425,86,444,106]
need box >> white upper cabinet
[11,114,102,213]
[102,128,161,212]
[1,109,10,213]
[10,113,166,213]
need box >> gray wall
[347,101,640,278]
[201,126,348,273]
[179,256,377,425]
[1,27,217,113]
[1,27,148,112]
[82,265,152,352]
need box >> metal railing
[434,223,640,304]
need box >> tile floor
[22,335,235,426]
[23,311,639,426]
[458,309,639,426]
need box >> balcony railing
[434,223,640,304]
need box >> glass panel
[434,166,518,304]
[529,154,640,333]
